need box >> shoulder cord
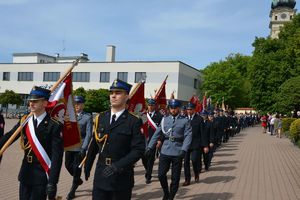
[20,115,31,150]
[161,117,172,135]
[93,114,108,153]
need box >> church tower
[269,0,297,39]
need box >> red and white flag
[154,76,168,114]
[47,73,81,150]
[128,81,148,138]
[190,95,203,113]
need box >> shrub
[282,118,297,137]
[289,119,300,143]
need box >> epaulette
[50,117,61,125]
[129,111,140,119]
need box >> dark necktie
[172,116,176,123]
[33,117,38,128]
[111,114,116,125]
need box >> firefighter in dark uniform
[183,102,208,186]
[208,111,217,167]
[145,99,192,200]
[143,98,163,184]
[200,110,213,171]
[65,95,93,200]
[0,86,63,200]
[84,79,145,200]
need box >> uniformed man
[208,111,217,167]
[84,79,145,200]
[143,98,163,184]
[0,86,63,200]
[65,95,93,200]
[200,110,213,172]
[183,102,208,186]
[145,99,192,200]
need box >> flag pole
[154,75,168,100]
[0,59,80,157]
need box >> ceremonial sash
[25,116,51,178]
[147,113,158,131]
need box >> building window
[275,16,278,20]
[100,72,110,82]
[3,72,10,81]
[135,72,146,83]
[194,79,199,89]
[72,72,90,82]
[18,72,33,81]
[290,15,293,20]
[117,72,128,82]
[43,72,60,82]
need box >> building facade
[269,0,297,39]
[0,46,201,107]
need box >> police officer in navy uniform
[182,102,208,186]
[84,79,145,200]
[145,99,192,200]
[142,98,163,184]
[65,95,93,199]
[0,86,63,200]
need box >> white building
[0,46,201,105]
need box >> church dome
[272,0,296,9]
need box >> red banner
[154,76,168,114]
[128,82,148,137]
[190,95,203,113]
[46,73,81,150]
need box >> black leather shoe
[145,179,151,184]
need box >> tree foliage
[246,14,300,113]
[200,54,251,109]
[73,87,110,113]
[0,90,23,106]
[275,76,300,113]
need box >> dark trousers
[183,149,201,180]
[144,147,156,180]
[65,151,82,184]
[92,187,132,200]
[158,154,183,198]
[200,148,209,171]
[19,182,47,200]
[208,144,216,166]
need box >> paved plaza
[0,119,300,200]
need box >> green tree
[201,54,251,109]
[84,89,110,113]
[73,88,110,113]
[249,14,300,112]
[275,76,300,114]
[0,90,23,117]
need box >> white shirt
[34,111,47,127]
[110,109,125,124]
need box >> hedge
[289,119,300,144]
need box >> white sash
[26,116,51,179]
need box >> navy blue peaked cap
[28,86,51,100]
[74,95,85,103]
[186,102,196,109]
[200,110,209,116]
[110,79,132,94]
[168,99,181,108]
[147,99,156,105]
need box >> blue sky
[0,0,299,69]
